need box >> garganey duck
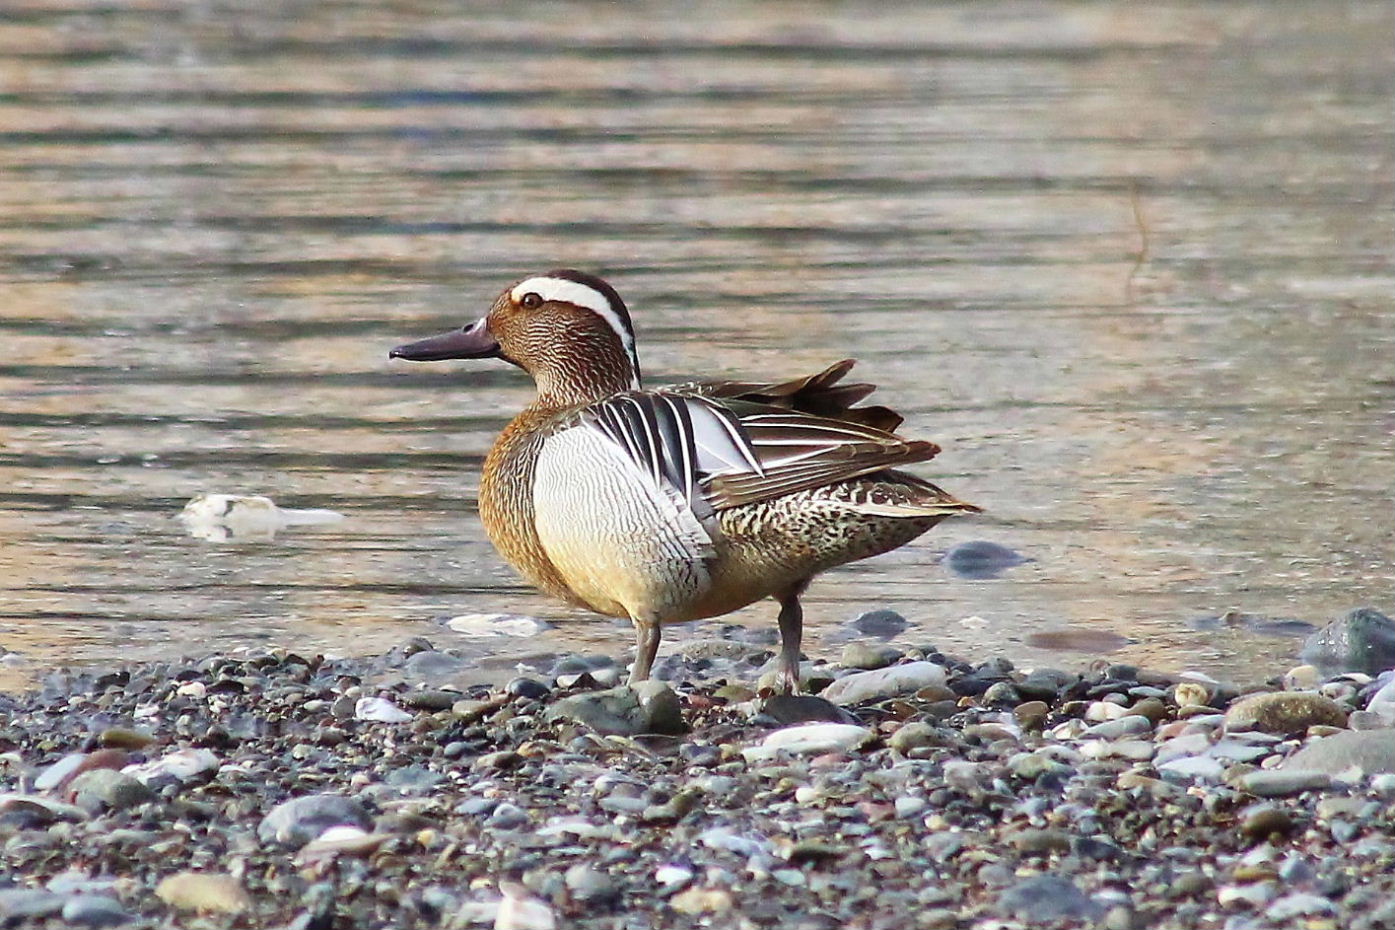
[390,270,980,692]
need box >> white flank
[511,276,639,387]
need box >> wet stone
[847,610,908,638]
[506,677,551,700]
[941,540,1028,579]
[1302,607,1395,676]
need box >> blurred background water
[1,1,1391,688]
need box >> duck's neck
[528,339,641,409]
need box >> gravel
[3,636,1395,928]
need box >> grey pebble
[60,895,133,928]
[998,874,1104,921]
[0,890,68,923]
[1282,729,1395,775]
[68,770,157,814]
[1239,769,1333,796]
[258,794,373,848]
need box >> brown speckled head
[391,269,640,408]
[487,270,640,405]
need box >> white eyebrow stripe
[511,276,639,387]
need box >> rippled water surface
[2,1,1392,688]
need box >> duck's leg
[628,618,662,685]
[774,579,812,694]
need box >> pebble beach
[6,609,1395,929]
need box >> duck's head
[390,269,641,405]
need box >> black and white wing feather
[578,389,941,515]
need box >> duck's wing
[700,400,941,510]
[578,390,942,515]
[580,392,761,523]
[674,359,904,432]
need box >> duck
[390,270,980,692]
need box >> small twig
[1125,178,1150,305]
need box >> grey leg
[629,619,662,685]
[775,580,811,694]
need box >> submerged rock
[941,540,1029,579]
[1302,607,1395,675]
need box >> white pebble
[742,723,872,761]
[1084,701,1130,722]
[354,697,412,723]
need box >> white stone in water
[179,493,343,542]
[818,662,947,705]
[123,748,220,782]
[354,697,412,723]
[446,614,548,639]
[794,786,821,804]
[741,723,872,761]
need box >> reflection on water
[1,2,1391,688]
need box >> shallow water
[1,1,1391,689]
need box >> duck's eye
[520,292,543,310]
